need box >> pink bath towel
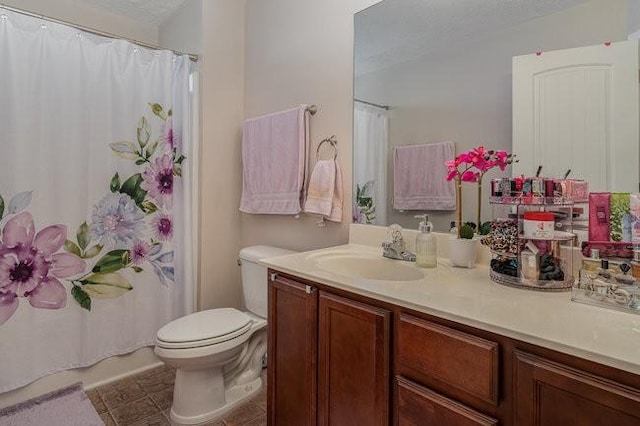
[240,105,309,214]
[393,141,456,211]
[304,159,343,222]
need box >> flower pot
[448,237,479,268]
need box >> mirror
[353,0,636,232]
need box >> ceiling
[81,0,186,25]
[355,0,589,75]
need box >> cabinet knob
[270,273,279,281]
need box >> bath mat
[0,383,103,426]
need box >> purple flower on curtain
[91,193,146,248]
[151,213,173,242]
[130,240,151,265]
[162,117,179,150]
[0,212,85,325]
[142,154,173,209]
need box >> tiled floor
[87,365,267,426]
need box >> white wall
[629,0,640,36]
[158,0,203,54]
[197,0,247,310]
[242,0,381,252]
[2,0,158,45]
[356,0,628,232]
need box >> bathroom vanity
[261,241,640,426]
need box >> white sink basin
[309,252,427,282]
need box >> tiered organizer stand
[489,197,576,292]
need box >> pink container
[589,192,611,241]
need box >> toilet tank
[239,246,296,318]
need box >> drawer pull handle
[270,273,279,281]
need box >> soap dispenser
[415,214,437,268]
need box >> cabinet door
[268,273,318,426]
[318,291,391,426]
[396,376,498,426]
[514,350,640,426]
[513,40,639,192]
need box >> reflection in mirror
[353,0,637,232]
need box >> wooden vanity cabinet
[395,313,501,425]
[513,350,640,426]
[268,274,318,426]
[268,272,391,426]
[395,376,498,426]
[318,291,390,426]
[268,269,640,426]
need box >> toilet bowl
[155,246,294,425]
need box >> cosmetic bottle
[415,215,437,268]
[449,221,457,235]
[597,259,612,280]
[631,247,640,279]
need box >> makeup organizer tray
[483,198,577,292]
[571,261,640,314]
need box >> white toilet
[155,245,294,425]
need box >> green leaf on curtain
[71,285,91,311]
[109,141,138,160]
[137,116,150,148]
[175,154,186,165]
[167,108,173,117]
[146,140,159,158]
[110,173,121,193]
[173,166,182,177]
[135,159,146,166]
[119,173,147,206]
[132,266,144,273]
[92,249,130,273]
[77,222,90,250]
[83,244,103,259]
[141,200,158,214]
[64,240,82,257]
[0,195,4,219]
[81,273,132,299]
[149,103,166,120]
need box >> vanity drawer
[396,313,499,406]
[395,376,498,426]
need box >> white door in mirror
[512,40,639,193]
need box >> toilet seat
[156,308,252,349]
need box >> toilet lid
[157,308,252,344]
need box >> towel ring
[316,135,338,161]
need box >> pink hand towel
[393,141,456,211]
[240,105,309,214]
[304,159,343,222]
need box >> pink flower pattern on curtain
[0,104,185,324]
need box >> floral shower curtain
[353,101,388,225]
[0,10,194,391]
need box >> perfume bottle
[597,259,612,280]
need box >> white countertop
[260,243,640,375]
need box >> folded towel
[240,105,309,215]
[328,162,343,222]
[393,141,456,211]
[304,159,343,222]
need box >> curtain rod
[354,99,390,110]
[0,3,199,62]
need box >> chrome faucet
[382,224,416,262]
